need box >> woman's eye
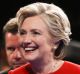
[20,29,27,35]
[32,31,41,35]
[20,31,24,35]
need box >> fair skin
[19,15,64,74]
[5,32,26,68]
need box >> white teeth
[24,48,34,51]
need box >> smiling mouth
[20,43,39,52]
[24,46,38,52]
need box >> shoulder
[54,61,80,74]
[0,67,11,74]
[0,70,8,74]
[63,61,80,72]
[8,64,31,74]
[64,61,80,68]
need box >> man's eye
[7,47,15,51]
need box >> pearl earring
[53,46,57,50]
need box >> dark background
[0,0,80,65]
[0,0,80,42]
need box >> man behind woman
[1,18,27,74]
[2,2,80,74]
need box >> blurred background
[0,0,80,71]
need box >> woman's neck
[30,58,64,74]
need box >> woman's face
[19,15,56,62]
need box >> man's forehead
[5,32,18,38]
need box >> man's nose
[14,49,22,61]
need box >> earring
[53,46,57,50]
[51,46,56,52]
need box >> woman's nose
[23,34,33,44]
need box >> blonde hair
[16,2,72,59]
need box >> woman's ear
[54,40,65,57]
[53,41,60,50]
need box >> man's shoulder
[0,68,10,74]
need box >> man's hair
[2,17,18,47]
[3,18,18,35]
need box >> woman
[9,2,80,74]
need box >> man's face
[5,32,26,68]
